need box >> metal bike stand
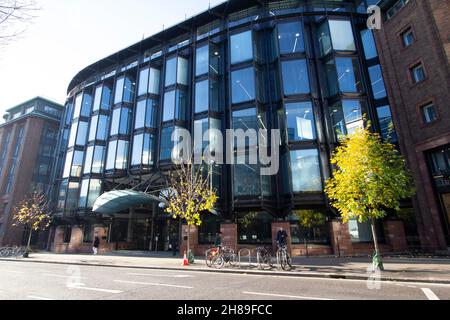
[238,248,253,268]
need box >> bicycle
[0,246,28,258]
[277,244,292,271]
[205,246,220,268]
[212,246,238,269]
[256,246,274,270]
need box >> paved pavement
[1,251,450,284]
[0,259,449,300]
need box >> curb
[1,258,449,285]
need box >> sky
[0,0,225,116]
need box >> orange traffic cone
[182,251,189,266]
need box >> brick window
[401,28,415,47]
[421,103,438,123]
[410,63,426,84]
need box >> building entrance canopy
[92,190,167,214]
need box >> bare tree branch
[0,0,40,46]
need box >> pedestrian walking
[93,236,100,255]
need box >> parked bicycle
[0,246,28,258]
[256,246,274,270]
[277,244,292,271]
[211,246,238,269]
[205,246,220,268]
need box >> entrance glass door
[439,193,450,245]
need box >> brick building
[0,97,63,248]
[374,0,450,252]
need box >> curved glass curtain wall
[55,0,395,216]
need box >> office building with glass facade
[51,0,411,256]
[0,97,63,248]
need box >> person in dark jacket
[170,238,179,257]
[214,232,222,248]
[93,236,100,255]
[276,228,288,249]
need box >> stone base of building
[52,218,411,258]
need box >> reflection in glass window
[349,220,385,243]
[281,59,310,95]
[317,21,332,56]
[110,108,131,136]
[377,105,397,141]
[106,140,117,170]
[330,100,364,139]
[277,21,305,54]
[73,93,83,120]
[68,122,78,148]
[238,212,273,244]
[115,140,129,170]
[136,99,157,129]
[100,85,112,110]
[160,127,174,161]
[135,100,147,129]
[329,20,356,51]
[66,182,80,211]
[88,116,98,142]
[79,179,89,208]
[123,75,136,103]
[368,65,387,99]
[232,108,258,142]
[92,146,105,174]
[93,85,103,111]
[230,30,253,64]
[163,91,175,122]
[148,68,160,95]
[132,134,143,166]
[76,121,88,146]
[114,77,124,104]
[132,133,155,167]
[96,115,109,140]
[71,151,84,178]
[62,151,73,178]
[177,57,188,86]
[194,118,209,158]
[195,80,209,114]
[165,57,177,87]
[83,146,94,174]
[196,45,209,76]
[138,67,149,96]
[289,211,330,245]
[361,29,378,60]
[290,149,322,192]
[231,67,255,104]
[334,58,363,93]
[79,179,102,209]
[234,162,260,196]
[283,102,316,141]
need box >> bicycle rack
[238,248,254,268]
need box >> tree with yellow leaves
[12,192,52,257]
[325,127,415,270]
[162,160,218,261]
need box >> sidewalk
[1,252,450,284]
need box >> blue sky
[0,0,225,115]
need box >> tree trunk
[187,224,190,255]
[371,218,380,255]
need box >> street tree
[161,160,218,261]
[12,192,52,257]
[0,0,39,46]
[324,127,415,270]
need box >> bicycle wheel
[1,248,12,257]
[205,250,213,268]
[229,253,239,267]
[212,255,225,269]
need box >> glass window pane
[123,75,135,103]
[114,77,124,104]
[73,93,83,120]
[177,57,188,85]
[138,67,149,96]
[63,151,73,178]
[106,140,117,170]
[76,121,88,146]
[195,80,209,114]
[175,89,187,121]
[278,21,305,54]
[68,122,78,148]
[83,146,94,174]
[234,162,260,196]
[231,67,255,104]
[100,85,112,110]
[79,179,89,208]
[196,45,209,76]
[165,57,177,87]
[92,146,105,174]
[93,86,102,112]
[160,127,174,161]
[66,182,80,211]
[115,140,129,170]
[163,91,175,122]
[135,99,146,129]
[290,149,322,192]
[145,99,157,128]
[96,115,109,141]
[317,21,332,56]
[281,59,310,95]
[71,151,84,178]
[87,179,101,208]
[230,30,253,64]
[285,102,316,141]
[148,68,160,95]
[329,20,356,51]
[330,100,364,139]
[194,118,209,158]
[368,65,387,99]
[132,134,144,166]
[377,105,397,141]
[88,116,98,142]
[119,108,132,135]
[335,58,363,93]
[361,29,378,60]
[142,133,154,166]
[110,108,120,136]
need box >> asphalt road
[0,260,449,301]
